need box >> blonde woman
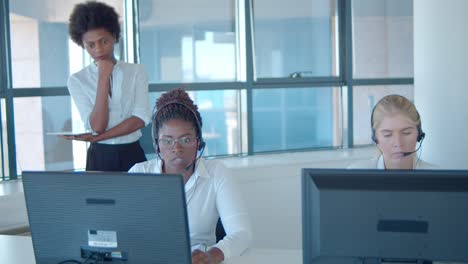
[350,94,436,169]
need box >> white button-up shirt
[129,158,252,259]
[67,61,151,144]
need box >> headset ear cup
[370,101,377,144]
[418,131,426,142]
[154,140,163,160]
[198,140,206,151]
[153,137,157,151]
[416,124,425,142]
[371,129,378,144]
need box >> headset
[152,101,206,161]
[370,96,426,145]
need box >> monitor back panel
[302,169,468,263]
[23,171,191,264]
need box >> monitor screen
[22,171,191,264]
[302,169,468,264]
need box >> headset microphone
[184,142,206,172]
[158,145,205,173]
[402,150,417,157]
[164,137,206,173]
[401,135,425,157]
[183,162,194,172]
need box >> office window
[13,96,89,172]
[0,99,8,180]
[252,87,341,152]
[0,0,415,179]
[252,0,339,79]
[352,85,413,145]
[352,0,413,78]
[8,0,125,174]
[144,89,245,158]
[138,0,239,83]
[9,0,124,88]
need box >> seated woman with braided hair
[129,88,252,264]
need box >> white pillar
[414,0,468,169]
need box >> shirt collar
[194,158,209,179]
[157,158,209,192]
[377,155,385,169]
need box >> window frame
[0,0,414,180]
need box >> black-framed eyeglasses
[157,136,197,149]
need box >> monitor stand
[81,246,128,262]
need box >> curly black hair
[152,88,203,141]
[68,1,120,47]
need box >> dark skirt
[86,140,147,172]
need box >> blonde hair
[372,94,421,133]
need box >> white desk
[0,235,35,264]
[224,248,302,263]
[0,235,302,264]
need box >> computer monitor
[302,169,468,264]
[22,171,191,264]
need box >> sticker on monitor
[88,230,118,248]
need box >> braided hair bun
[152,88,203,140]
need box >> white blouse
[67,61,151,144]
[129,158,252,259]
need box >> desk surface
[0,234,35,264]
[0,235,302,264]
[224,247,302,263]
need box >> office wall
[414,0,468,169]
[1,148,376,247]
[223,147,375,249]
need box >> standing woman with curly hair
[129,88,252,264]
[65,1,151,171]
